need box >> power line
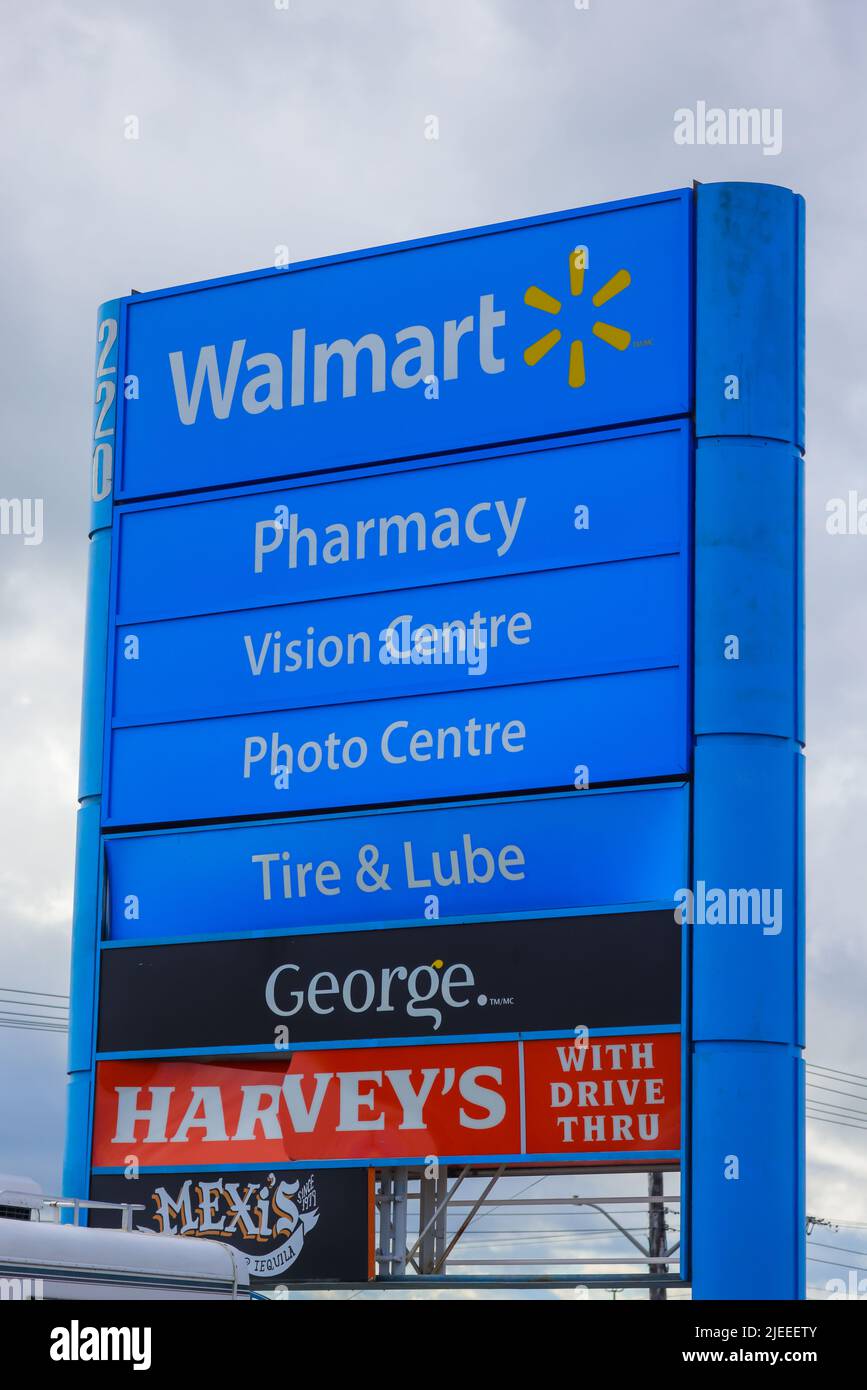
[0,1005,68,1017]
[807,1081,867,1105]
[0,1017,67,1024]
[0,1019,68,1034]
[807,1062,867,1088]
[0,986,69,1000]
[0,1011,68,1022]
[809,1240,867,1259]
[806,1102,867,1119]
[807,1255,867,1271]
[0,997,67,1004]
[806,1112,867,1133]
[807,1097,867,1119]
[0,985,70,1036]
[807,1113,867,1132]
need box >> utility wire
[808,1240,867,1258]
[807,1103,867,1123]
[0,987,69,999]
[807,1096,867,1116]
[807,1062,867,1088]
[0,985,70,1034]
[806,1112,867,1133]
[807,1082,867,1105]
[807,1256,867,1271]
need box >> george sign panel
[90,1167,374,1286]
[97,910,682,1054]
[91,1034,682,1167]
[117,191,691,498]
[104,785,689,941]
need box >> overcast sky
[0,0,865,1294]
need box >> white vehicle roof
[0,1215,251,1300]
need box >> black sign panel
[90,1168,372,1285]
[97,911,680,1052]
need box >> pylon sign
[66,185,805,1298]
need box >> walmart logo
[167,248,634,426]
[523,251,632,388]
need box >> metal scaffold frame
[372,1164,684,1293]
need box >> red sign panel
[523,1035,680,1155]
[92,1034,680,1167]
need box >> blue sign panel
[106,670,686,825]
[114,424,689,620]
[104,423,690,825]
[104,785,689,942]
[117,191,691,499]
[112,557,686,723]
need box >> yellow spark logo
[523,252,632,388]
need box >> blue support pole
[62,300,120,1205]
[691,183,805,1299]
